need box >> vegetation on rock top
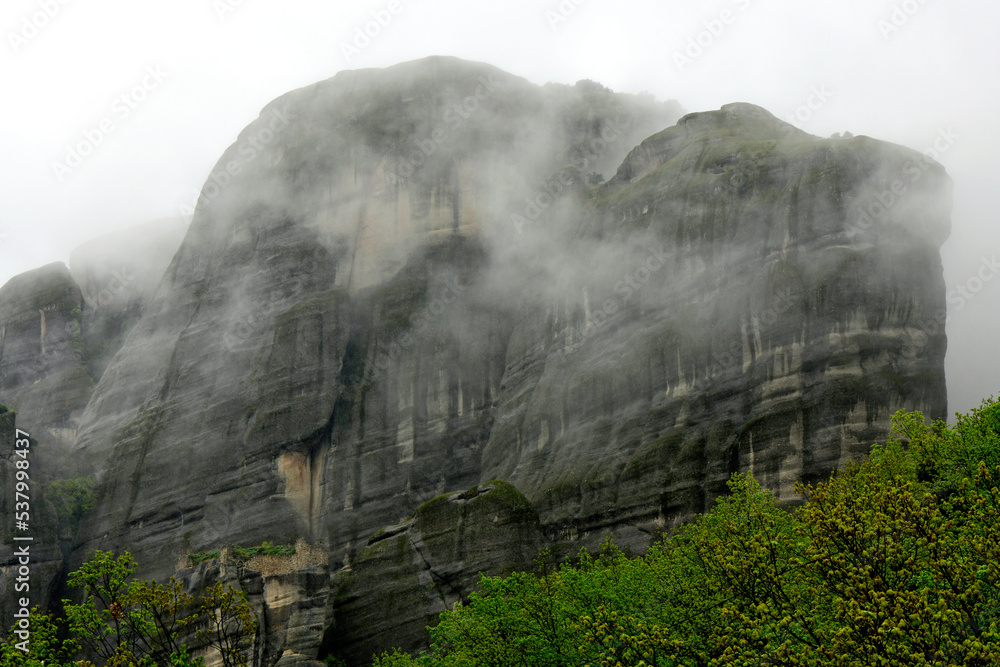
[187,541,296,566]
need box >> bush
[188,550,221,565]
[43,477,95,535]
[232,541,295,560]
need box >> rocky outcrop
[0,263,90,477]
[0,58,950,664]
[485,103,951,543]
[326,481,545,665]
[170,540,330,667]
[66,57,684,580]
[0,219,187,477]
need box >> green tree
[61,550,257,667]
[1,609,77,667]
[64,551,198,667]
[196,582,257,667]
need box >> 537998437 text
[9,428,33,652]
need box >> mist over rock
[0,218,187,478]
[0,58,950,663]
[0,262,90,479]
[68,217,189,379]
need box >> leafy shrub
[232,541,295,560]
[43,476,95,535]
[188,550,221,565]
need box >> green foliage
[232,541,295,560]
[187,550,221,565]
[898,396,1000,496]
[63,550,200,667]
[2,551,257,667]
[1,609,77,667]
[196,582,257,667]
[185,541,295,566]
[167,646,204,667]
[376,396,1000,666]
[44,477,96,535]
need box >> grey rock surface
[0,263,90,478]
[67,57,684,578]
[326,481,545,665]
[0,219,187,478]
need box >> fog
[1,0,998,415]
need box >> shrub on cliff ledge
[43,476,95,536]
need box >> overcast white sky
[1,0,998,415]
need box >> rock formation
[0,58,950,664]
[0,218,187,479]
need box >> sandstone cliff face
[0,263,90,477]
[484,103,951,544]
[0,58,950,664]
[66,57,683,577]
[0,220,187,477]
[327,481,545,665]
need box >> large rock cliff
[0,219,187,479]
[0,58,949,664]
